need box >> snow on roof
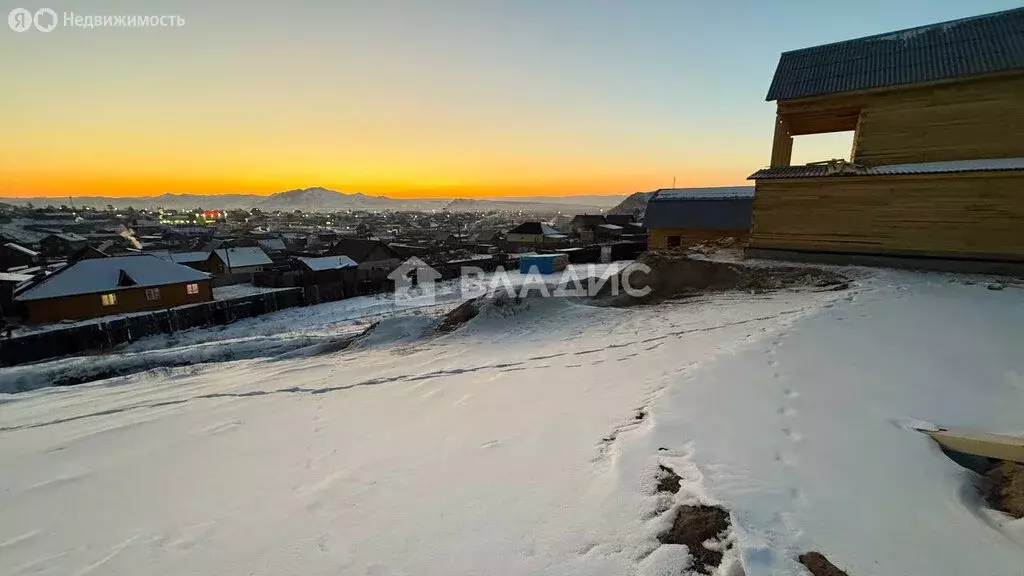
[297,256,358,271]
[4,242,38,257]
[170,251,211,264]
[213,247,272,268]
[51,232,88,242]
[869,157,1024,175]
[597,224,623,230]
[143,250,173,261]
[257,238,287,251]
[0,272,34,283]
[750,157,1024,179]
[651,186,755,201]
[14,255,210,302]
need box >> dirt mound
[657,504,731,574]
[798,552,850,576]
[349,316,437,349]
[598,250,849,305]
[437,298,481,333]
[981,460,1024,518]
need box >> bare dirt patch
[597,250,849,306]
[981,461,1024,518]
[798,552,850,576]
[655,465,682,494]
[437,297,481,333]
[657,504,731,574]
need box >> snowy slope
[0,270,1022,575]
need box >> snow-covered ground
[0,268,1022,575]
[212,283,293,300]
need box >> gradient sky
[2,0,1020,198]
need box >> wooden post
[770,114,793,168]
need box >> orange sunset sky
[3,0,1010,199]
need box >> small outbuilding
[209,247,273,275]
[643,187,754,249]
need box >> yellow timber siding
[649,228,749,250]
[776,73,1024,166]
[749,171,1024,261]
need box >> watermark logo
[388,257,443,308]
[8,7,56,31]
[385,257,652,309]
[8,8,184,32]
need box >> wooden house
[0,242,40,270]
[748,8,1024,263]
[208,247,273,275]
[39,233,88,258]
[13,255,213,323]
[326,238,403,272]
[504,222,568,251]
[644,187,754,249]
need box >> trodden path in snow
[0,269,1022,575]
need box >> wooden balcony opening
[770,107,861,168]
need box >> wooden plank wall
[777,73,1024,166]
[749,171,1024,261]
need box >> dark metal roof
[766,7,1024,101]
[648,186,755,201]
[748,157,1024,179]
[748,166,829,180]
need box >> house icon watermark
[387,257,442,308]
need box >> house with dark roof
[13,255,213,323]
[643,187,754,249]
[325,238,403,271]
[1,242,40,270]
[505,222,568,251]
[749,7,1024,262]
[208,247,273,275]
[39,232,88,258]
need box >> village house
[0,242,40,270]
[208,247,273,275]
[256,237,287,255]
[326,238,403,271]
[748,7,1024,263]
[568,214,606,236]
[0,272,34,318]
[39,232,88,258]
[171,251,213,272]
[504,222,568,251]
[296,255,360,294]
[644,187,754,249]
[13,255,213,323]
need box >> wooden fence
[0,288,305,367]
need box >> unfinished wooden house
[748,7,1024,263]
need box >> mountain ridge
[0,187,627,214]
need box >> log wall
[749,171,1024,261]
[777,73,1024,166]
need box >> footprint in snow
[777,406,797,418]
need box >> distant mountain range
[0,188,628,215]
